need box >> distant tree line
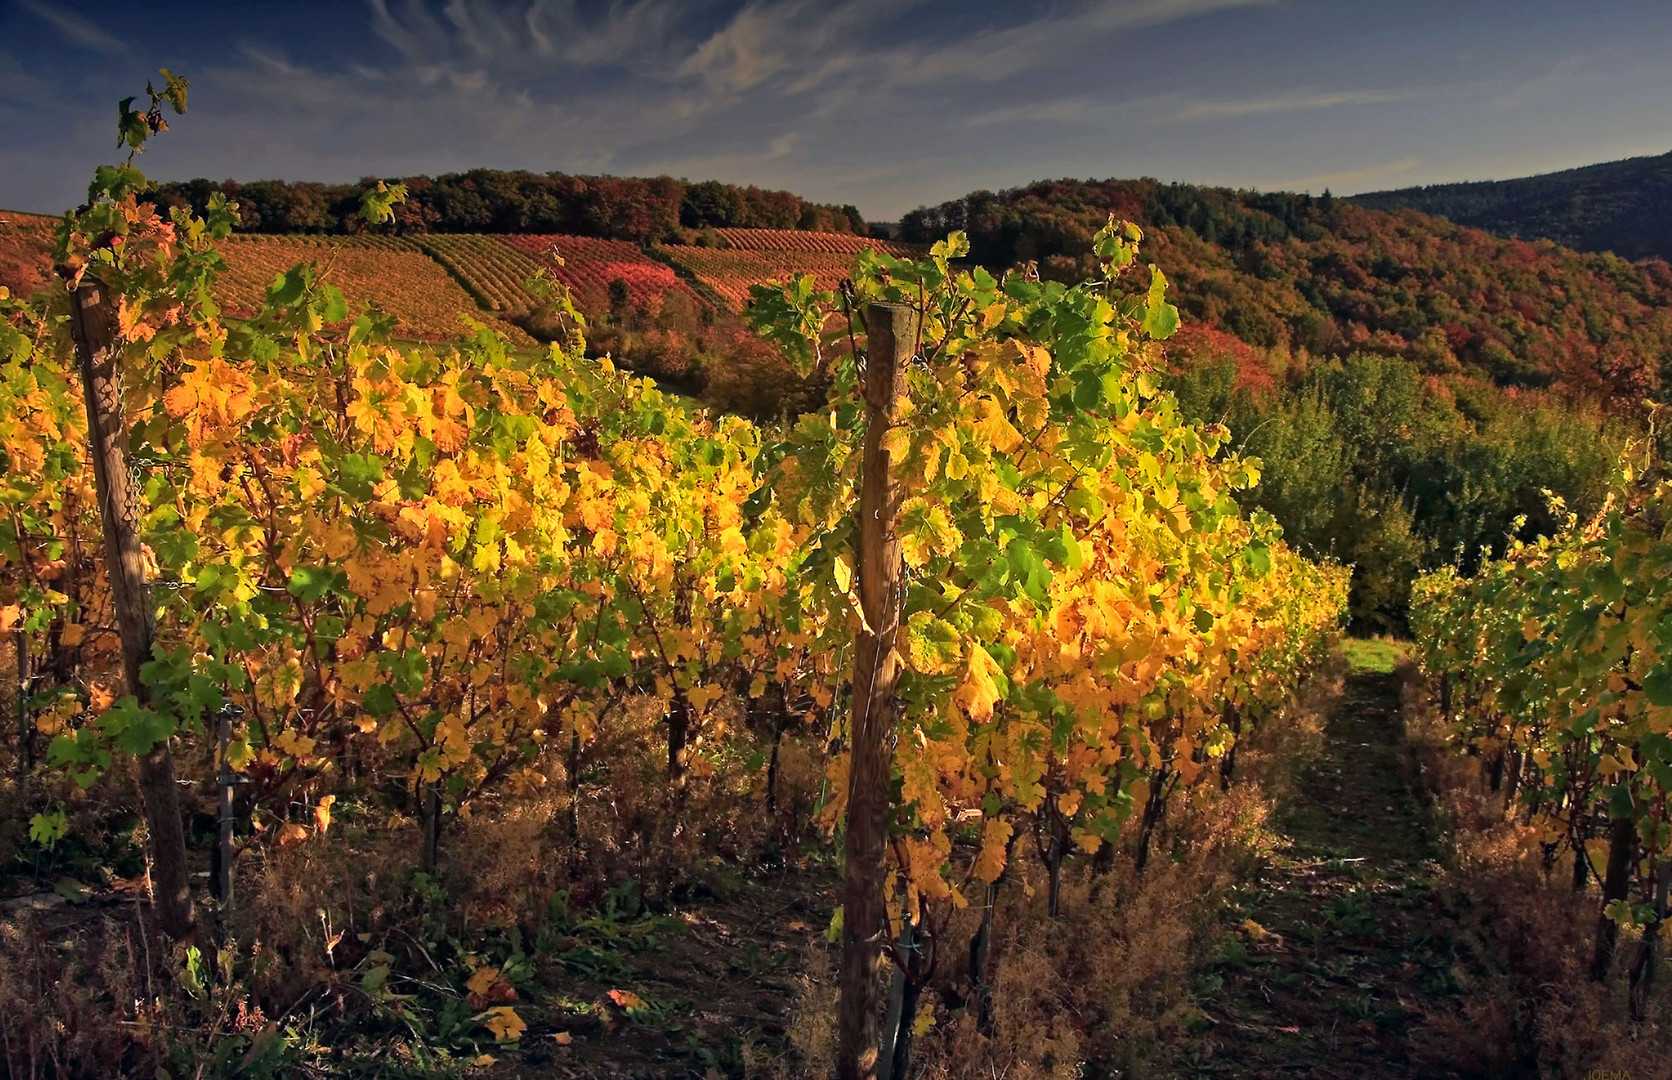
[144,170,868,243]
[1349,149,1672,263]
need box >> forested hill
[901,178,1672,403]
[142,170,868,241]
[1351,150,1672,262]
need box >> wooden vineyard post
[211,705,243,922]
[69,278,197,943]
[420,783,442,872]
[1591,808,1637,980]
[1218,700,1242,791]
[15,629,28,789]
[835,301,918,1080]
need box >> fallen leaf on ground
[483,1005,525,1042]
[610,988,647,1012]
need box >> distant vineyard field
[500,234,703,315]
[414,234,543,315]
[0,211,56,297]
[215,235,533,345]
[658,246,860,311]
[1,215,923,336]
[713,228,925,257]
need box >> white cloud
[884,0,1270,88]
[959,97,1119,129]
[1180,88,1421,120]
[370,0,692,73]
[18,0,130,56]
[19,0,1646,221]
[1270,155,1423,193]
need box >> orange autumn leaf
[482,1005,525,1042]
[313,795,335,834]
[609,988,647,1014]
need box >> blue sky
[3,0,1671,220]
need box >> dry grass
[2,658,1382,1079]
[766,659,1343,1080]
[0,908,156,1079]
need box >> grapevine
[1412,441,1672,995]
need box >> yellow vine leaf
[904,611,962,676]
[1585,839,1610,878]
[483,1005,526,1042]
[272,730,316,760]
[953,645,1004,722]
[313,795,335,834]
[466,966,501,998]
[686,684,724,713]
[833,551,853,594]
[256,657,304,709]
[974,819,1012,883]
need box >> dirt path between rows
[1174,669,1472,1079]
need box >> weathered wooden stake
[420,782,442,872]
[211,709,234,912]
[666,688,693,783]
[835,301,917,1080]
[1218,701,1242,791]
[1134,765,1171,875]
[1591,810,1636,980]
[15,629,28,789]
[969,827,1017,1034]
[70,278,196,943]
[568,723,583,843]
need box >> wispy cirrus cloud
[1180,88,1422,120]
[1271,155,1423,192]
[18,0,129,56]
[6,0,1671,220]
[958,97,1116,129]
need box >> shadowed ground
[1170,669,1475,1079]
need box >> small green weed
[1340,637,1405,674]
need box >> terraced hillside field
[413,234,544,315]
[215,234,533,344]
[500,234,703,315]
[0,211,56,297]
[657,246,861,312]
[1,217,927,336]
[713,228,925,257]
